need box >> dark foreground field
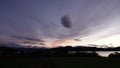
[0,57,120,68]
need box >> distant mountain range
[0,43,120,51]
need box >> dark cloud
[0,42,23,47]
[74,39,81,41]
[22,41,46,45]
[39,43,46,45]
[61,15,73,29]
[22,41,37,44]
[11,35,45,42]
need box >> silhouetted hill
[0,45,120,57]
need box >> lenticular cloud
[61,15,73,29]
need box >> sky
[0,0,120,48]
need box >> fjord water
[96,51,120,57]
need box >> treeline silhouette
[109,52,120,58]
[0,45,120,57]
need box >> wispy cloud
[22,41,46,46]
[11,35,45,42]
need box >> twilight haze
[0,0,120,48]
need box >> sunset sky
[0,0,120,48]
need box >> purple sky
[0,0,120,47]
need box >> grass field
[0,57,120,68]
